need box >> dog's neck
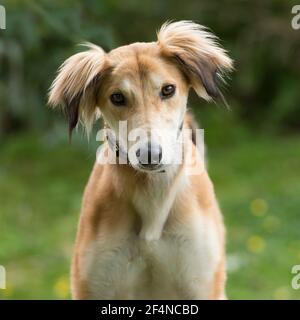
[109,147,189,241]
[134,165,187,241]
[103,118,197,241]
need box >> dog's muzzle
[106,120,184,172]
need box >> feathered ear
[157,21,233,103]
[48,43,107,139]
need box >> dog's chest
[84,214,220,299]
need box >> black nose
[136,142,162,168]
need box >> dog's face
[49,21,232,173]
[98,45,189,171]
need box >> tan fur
[49,21,232,300]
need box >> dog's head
[49,21,232,172]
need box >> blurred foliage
[0,0,300,138]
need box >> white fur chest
[82,211,221,300]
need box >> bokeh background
[1,0,300,299]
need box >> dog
[49,21,233,299]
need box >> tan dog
[49,21,232,299]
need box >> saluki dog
[49,21,233,299]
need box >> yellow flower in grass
[247,235,266,254]
[1,285,13,298]
[273,286,290,300]
[250,198,268,217]
[54,276,69,299]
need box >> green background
[0,0,300,299]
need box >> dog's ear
[157,21,233,103]
[48,43,107,139]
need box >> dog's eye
[161,84,176,99]
[110,92,126,106]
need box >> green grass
[0,132,300,299]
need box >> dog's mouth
[134,163,166,173]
